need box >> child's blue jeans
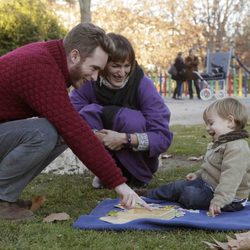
[147,178,213,210]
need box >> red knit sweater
[0,40,126,188]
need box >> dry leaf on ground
[30,196,45,212]
[203,231,250,249]
[161,154,173,159]
[187,156,203,161]
[43,212,70,222]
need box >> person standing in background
[172,52,186,100]
[185,49,201,99]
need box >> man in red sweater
[0,23,148,220]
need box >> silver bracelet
[133,133,149,151]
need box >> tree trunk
[78,0,91,23]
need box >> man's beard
[69,62,85,89]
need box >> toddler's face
[205,110,235,141]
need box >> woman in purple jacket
[70,33,173,188]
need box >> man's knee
[36,119,58,148]
[23,119,59,153]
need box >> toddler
[145,98,250,216]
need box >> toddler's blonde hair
[203,97,248,130]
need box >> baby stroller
[193,51,231,100]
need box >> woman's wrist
[122,133,137,148]
[126,133,132,148]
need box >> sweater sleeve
[137,77,173,157]
[211,143,249,207]
[69,81,94,111]
[13,64,126,189]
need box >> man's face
[68,46,108,89]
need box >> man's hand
[114,183,151,210]
[186,173,197,181]
[209,203,221,217]
[99,129,126,151]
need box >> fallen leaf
[161,154,173,159]
[187,156,203,161]
[238,238,250,250]
[204,231,250,250]
[30,196,45,212]
[202,241,221,249]
[213,238,230,249]
[235,231,250,240]
[43,212,70,222]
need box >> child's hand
[186,173,197,181]
[209,203,221,217]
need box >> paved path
[164,96,250,125]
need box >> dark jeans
[187,80,200,99]
[147,178,246,212]
[147,178,213,210]
[173,80,183,98]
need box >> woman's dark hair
[102,33,136,76]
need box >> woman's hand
[99,129,127,151]
[186,173,197,181]
[114,183,151,210]
[94,131,106,142]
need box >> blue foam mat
[73,198,250,231]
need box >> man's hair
[203,97,248,130]
[63,23,115,59]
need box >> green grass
[167,124,210,155]
[1,124,249,250]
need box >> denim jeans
[147,178,213,210]
[0,118,67,202]
[187,80,200,99]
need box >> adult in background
[172,52,186,100]
[185,49,201,99]
[0,23,149,221]
[70,33,173,189]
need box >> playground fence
[149,70,250,98]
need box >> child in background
[144,97,250,216]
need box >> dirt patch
[159,155,203,170]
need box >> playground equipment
[194,51,231,101]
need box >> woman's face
[105,59,131,87]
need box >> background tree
[234,12,250,66]
[0,0,66,55]
[48,0,91,23]
[92,0,204,71]
[79,0,91,22]
[2,0,249,70]
[194,0,246,52]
